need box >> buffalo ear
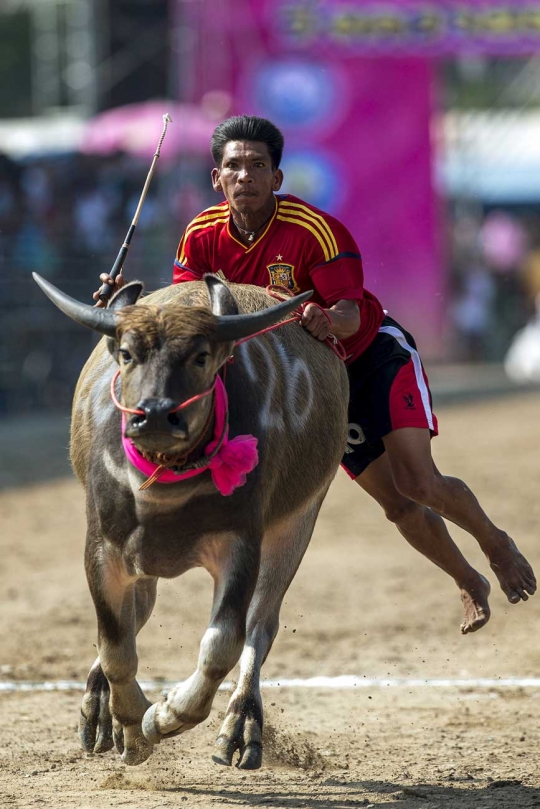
[108,281,144,310]
[106,282,144,356]
[205,274,239,317]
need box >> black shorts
[341,315,438,479]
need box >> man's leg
[383,426,536,604]
[357,452,491,634]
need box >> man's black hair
[210,116,285,169]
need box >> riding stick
[97,112,173,304]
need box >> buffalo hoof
[142,699,197,745]
[80,709,114,754]
[79,668,114,754]
[213,693,264,769]
[237,743,263,770]
[121,725,154,766]
[213,736,262,769]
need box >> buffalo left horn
[32,273,143,337]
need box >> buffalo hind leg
[142,536,260,746]
[81,574,157,764]
[214,501,323,769]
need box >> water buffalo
[33,273,349,769]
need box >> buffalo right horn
[214,289,313,343]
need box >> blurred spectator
[448,206,539,363]
[450,260,495,361]
[480,210,530,360]
[480,210,528,274]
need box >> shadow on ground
[157,777,540,808]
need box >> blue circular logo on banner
[280,150,341,212]
[254,60,336,129]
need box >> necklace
[232,210,274,242]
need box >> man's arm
[300,208,365,340]
[301,299,360,341]
[173,261,203,283]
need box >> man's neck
[230,197,276,244]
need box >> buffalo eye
[118,348,132,364]
[195,351,209,367]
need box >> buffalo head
[33,273,312,455]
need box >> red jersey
[173,193,384,363]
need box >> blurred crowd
[0,149,215,287]
[0,149,215,414]
[448,206,540,362]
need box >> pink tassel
[208,435,259,496]
[122,375,260,495]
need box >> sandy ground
[2,392,540,808]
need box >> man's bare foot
[487,534,537,604]
[460,574,491,635]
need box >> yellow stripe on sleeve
[176,231,187,263]
[276,214,331,262]
[279,201,339,257]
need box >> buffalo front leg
[214,502,323,769]
[82,556,157,766]
[79,576,157,758]
[142,536,260,746]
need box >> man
[96,115,536,633]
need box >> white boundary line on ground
[2,676,540,693]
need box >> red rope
[110,369,216,416]
[233,314,300,346]
[233,286,347,360]
[110,370,144,415]
[168,379,217,413]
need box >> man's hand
[301,299,360,341]
[92,273,125,308]
[301,303,332,341]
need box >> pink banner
[176,0,540,356]
[236,54,444,353]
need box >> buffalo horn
[32,273,120,337]
[214,289,313,342]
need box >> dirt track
[2,392,540,808]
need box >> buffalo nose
[127,398,188,436]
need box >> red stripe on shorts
[389,359,439,434]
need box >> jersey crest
[266,262,299,293]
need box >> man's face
[211,140,283,214]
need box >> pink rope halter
[110,369,216,416]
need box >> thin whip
[97,113,173,303]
